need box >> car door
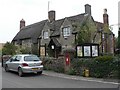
[12,56,22,72]
[7,56,16,71]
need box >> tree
[117,30,120,49]
[76,16,96,44]
[2,42,17,55]
[20,47,31,54]
[77,23,91,44]
[115,30,120,54]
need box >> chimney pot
[104,8,107,14]
[20,19,25,30]
[48,10,56,22]
[85,4,91,15]
[103,9,109,25]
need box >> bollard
[84,69,89,77]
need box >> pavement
[43,70,120,85]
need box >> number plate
[32,68,39,70]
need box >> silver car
[4,54,43,77]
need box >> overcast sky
[0,0,119,43]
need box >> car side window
[14,56,22,61]
[10,56,16,62]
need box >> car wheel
[18,68,23,77]
[5,65,9,72]
[37,71,42,75]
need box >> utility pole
[48,1,50,12]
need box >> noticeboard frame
[76,43,99,58]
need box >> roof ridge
[21,13,86,30]
[66,13,85,19]
[21,19,48,30]
[52,13,86,22]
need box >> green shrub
[71,58,93,76]
[111,56,120,79]
[53,67,64,73]
[71,59,83,75]
[42,57,53,70]
[42,57,65,73]
[70,56,119,78]
[43,56,119,79]
[89,56,114,78]
[95,55,113,61]
[66,68,76,75]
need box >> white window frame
[43,31,49,39]
[63,27,71,38]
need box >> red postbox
[65,53,70,65]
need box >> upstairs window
[43,31,49,39]
[63,27,71,38]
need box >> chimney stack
[20,19,25,30]
[103,9,109,25]
[85,4,91,15]
[48,10,56,22]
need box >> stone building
[12,4,115,57]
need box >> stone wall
[42,56,65,73]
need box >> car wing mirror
[10,58,14,62]
[14,58,19,61]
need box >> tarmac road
[1,66,119,89]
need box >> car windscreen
[24,56,40,61]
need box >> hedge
[89,56,114,78]
[42,57,65,73]
[71,56,119,78]
[42,55,119,79]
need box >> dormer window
[63,27,71,38]
[43,31,49,39]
